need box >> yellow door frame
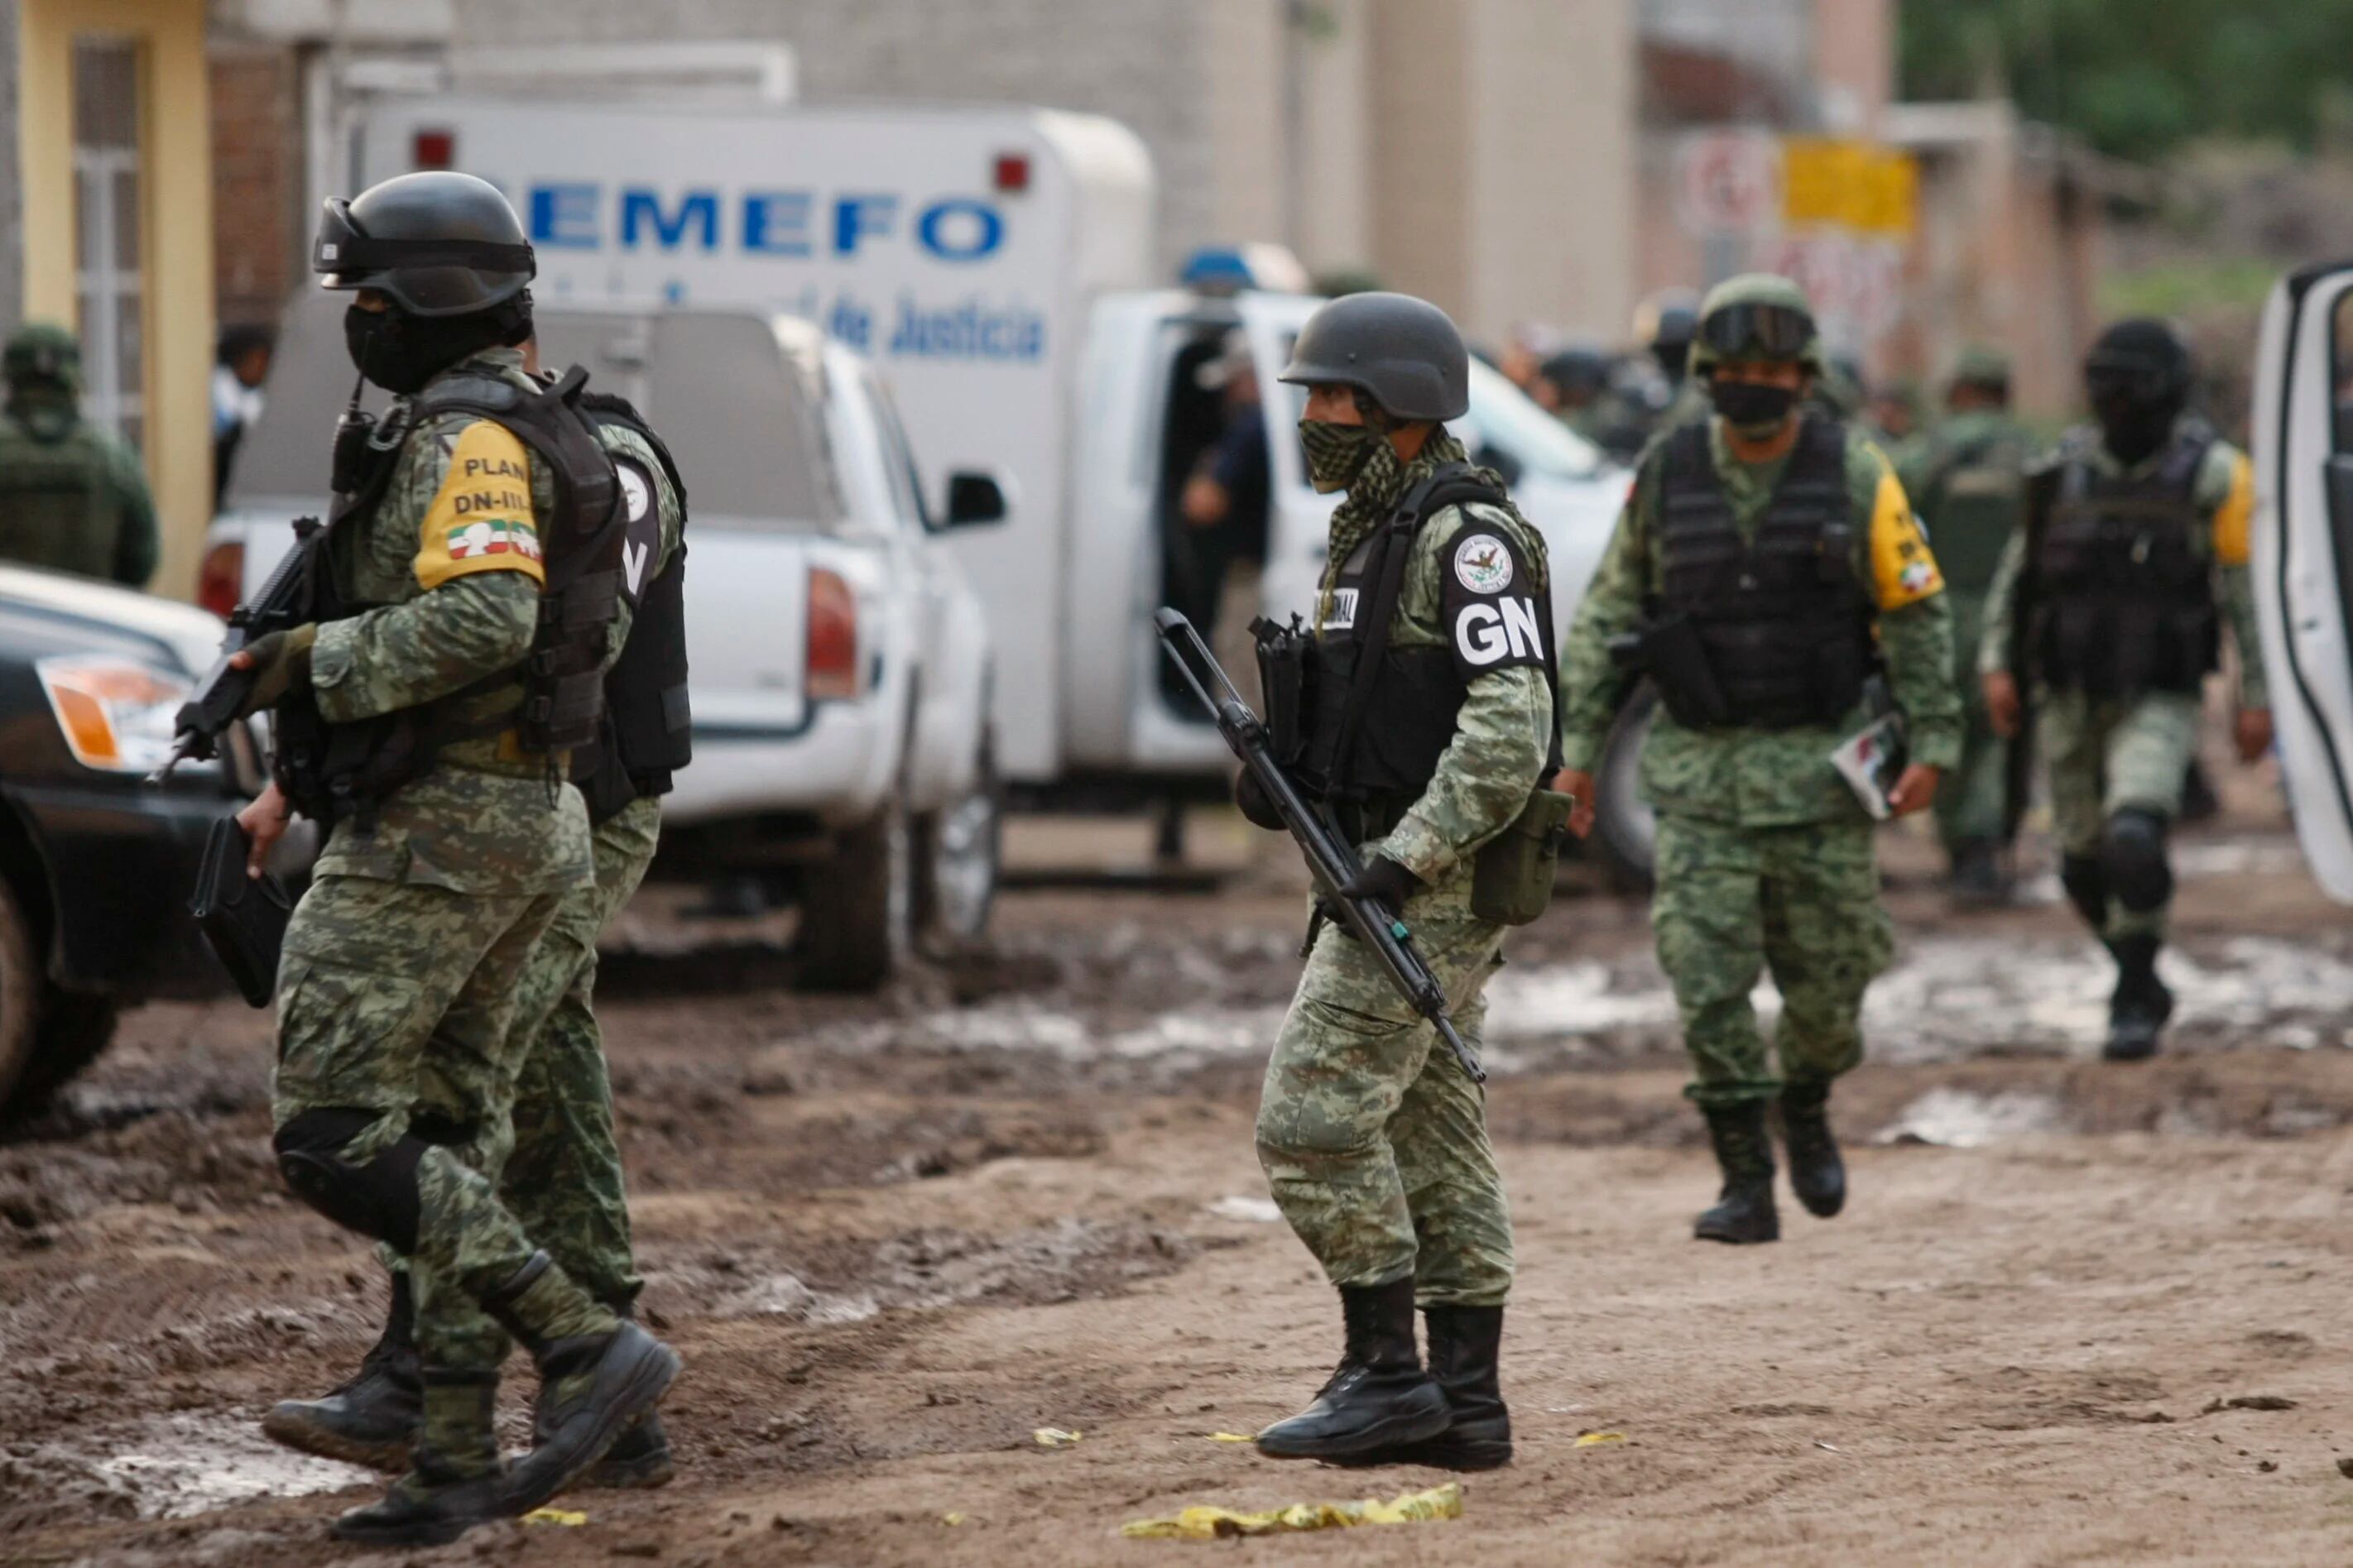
[18,0,214,600]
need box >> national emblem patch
[1453,534,1515,595]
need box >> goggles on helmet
[1698,302,1814,362]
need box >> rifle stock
[1153,608,1485,1084]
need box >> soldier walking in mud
[1238,292,1558,1469]
[1980,319,2272,1062]
[228,170,680,1544]
[261,328,694,1492]
[1554,274,1962,1245]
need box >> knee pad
[2058,854,2108,929]
[274,1108,425,1253]
[2100,808,2173,914]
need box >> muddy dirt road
[7,789,2353,1565]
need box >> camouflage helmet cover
[1688,272,1825,379]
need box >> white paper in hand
[1830,712,1908,821]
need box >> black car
[0,564,295,1120]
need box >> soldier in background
[1902,348,2032,904]
[0,323,157,587]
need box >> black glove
[1340,856,1422,909]
[1233,769,1286,832]
[232,624,318,717]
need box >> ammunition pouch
[1252,614,1316,774]
[1615,611,1731,728]
[1470,788,1574,925]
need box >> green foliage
[1900,0,2353,160]
[2096,258,2281,318]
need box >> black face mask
[343,304,516,396]
[1710,377,1798,435]
[2091,388,2182,468]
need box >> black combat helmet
[2083,317,2192,407]
[1280,291,1470,422]
[314,171,535,318]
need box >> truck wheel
[5,993,118,1124]
[800,800,912,992]
[1590,688,1658,892]
[915,731,1001,947]
[0,870,53,1123]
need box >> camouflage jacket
[1558,415,1962,828]
[1320,434,1554,885]
[310,348,590,896]
[0,394,159,587]
[1978,417,2267,709]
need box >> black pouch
[1252,615,1315,768]
[1636,612,1732,728]
[190,816,294,1008]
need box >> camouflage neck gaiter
[1324,425,1472,577]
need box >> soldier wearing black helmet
[1238,291,1559,1472]
[1556,274,1962,1246]
[1980,319,2271,1061]
[227,170,682,1545]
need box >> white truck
[320,95,1654,874]
[213,292,1004,989]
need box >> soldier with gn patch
[260,339,694,1493]
[0,321,158,587]
[230,170,679,1546]
[1554,273,1962,1245]
[1238,292,1558,1471]
[1980,319,2270,1062]
[1899,346,2033,903]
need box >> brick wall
[209,41,300,328]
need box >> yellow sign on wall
[1781,137,1918,238]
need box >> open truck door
[2254,261,2353,899]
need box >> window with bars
[72,36,144,458]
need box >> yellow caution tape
[1033,1427,1083,1448]
[1121,1481,1461,1539]
[1574,1431,1628,1447]
[521,1508,588,1527]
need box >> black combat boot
[1335,1304,1511,1470]
[2103,935,2173,1062]
[262,1273,421,1470]
[1256,1276,1450,1460]
[1947,838,2010,909]
[531,1307,675,1490]
[483,1254,681,1511]
[1779,1078,1846,1219]
[1694,1102,1779,1244]
[329,1370,510,1546]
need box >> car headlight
[36,655,195,774]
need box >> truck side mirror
[944,471,1008,527]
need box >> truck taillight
[806,567,860,700]
[198,540,244,620]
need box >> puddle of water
[1203,1195,1283,1223]
[84,1412,372,1520]
[719,1270,881,1325]
[1875,1087,2068,1148]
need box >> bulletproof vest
[573,391,693,827]
[273,366,627,825]
[2034,424,2217,698]
[1295,463,1539,805]
[1916,424,2026,596]
[0,410,130,581]
[1656,416,1877,730]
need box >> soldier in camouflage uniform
[0,322,158,587]
[262,349,690,1490]
[1900,347,2032,903]
[1980,319,2270,1061]
[1237,293,1554,1470]
[1556,274,1961,1245]
[232,172,679,1546]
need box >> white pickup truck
[324,94,1654,878]
[209,292,1002,989]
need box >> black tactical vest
[574,391,693,827]
[2033,424,2217,698]
[1656,416,1876,729]
[274,365,628,825]
[1296,464,1558,807]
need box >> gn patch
[615,454,663,605]
[1440,523,1548,679]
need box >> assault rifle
[154,515,322,781]
[1999,466,2062,842]
[1153,608,1486,1085]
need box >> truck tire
[5,993,118,1124]
[1589,688,1659,892]
[914,730,1000,948]
[800,800,912,992]
[0,870,55,1123]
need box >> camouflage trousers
[400,797,663,1371]
[1652,815,1893,1109]
[271,874,612,1340]
[1935,592,2008,851]
[1256,866,1513,1307]
[2038,688,2200,942]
